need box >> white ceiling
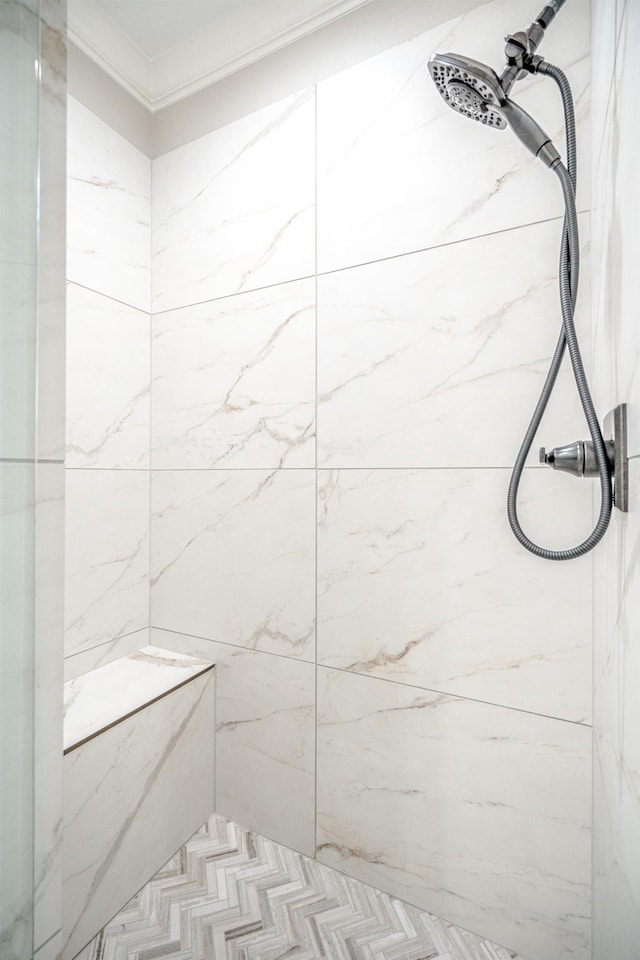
[68,0,373,111]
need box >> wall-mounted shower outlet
[604,403,629,512]
[539,403,629,512]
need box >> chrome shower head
[428,53,507,129]
[428,50,560,168]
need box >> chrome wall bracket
[604,402,629,512]
[539,403,629,512]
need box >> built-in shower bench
[62,645,215,959]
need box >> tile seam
[149,626,592,728]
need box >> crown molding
[68,0,373,113]
[68,0,153,108]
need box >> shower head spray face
[428,51,560,167]
[428,53,507,129]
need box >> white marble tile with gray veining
[316,0,589,274]
[151,470,315,660]
[63,670,214,959]
[66,284,150,469]
[317,667,591,960]
[318,467,592,723]
[151,628,316,858]
[67,96,151,312]
[63,628,149,682]
[63,644,213,753]
[317,215,590,469]
[65,470,149,657]
[152,89,315,312]
[152,278,315,469]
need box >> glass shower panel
[0,1,41,958]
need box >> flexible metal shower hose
[506,60,613,560]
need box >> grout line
[313,81,319,861]
[0,457,64,464]
[315,664,594,729]
[149,626,591,729]
[151,626,315,667]
[213,659,218,813]
[67,280,151,317]
[149,151,154,642]
[117,465,556,473]
[64,466,150,472]
[34,929,62,957]
[150,211,584,319]
[152,274,316,317]
[64,628,149,664]
[315,211,588,280]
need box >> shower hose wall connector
[539,403,629,512]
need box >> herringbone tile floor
[75,815,524,960]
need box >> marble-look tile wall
[590,1,640,957]
[149,2,593,959]
[65,95,151,672]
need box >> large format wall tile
[152,89,315,312]
[316,0,589,273]
[152,278,315,469]
[316,668,591,960]
[151,470,315,660]
[66,284,150,469]
[67,97,151,312]
[593,460,640,960]
[151,628,316,857]
[65,470,149,656]
[318,467,592,722]
[317,216,590,468]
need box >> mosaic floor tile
[74,814,525,960]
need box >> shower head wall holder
[539,403,629,511]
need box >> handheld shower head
[428,53,506,128]
[428,51,560,168]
